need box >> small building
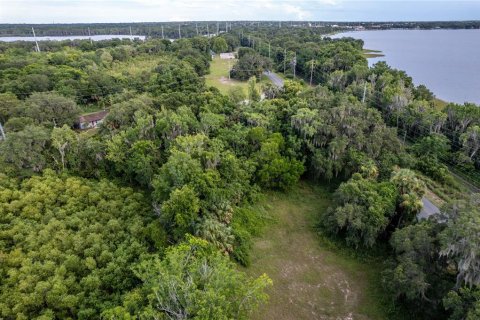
[77,110,109,130]
[220,52,235,60]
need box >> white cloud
[0,0,477,23]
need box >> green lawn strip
[244,181,393,320]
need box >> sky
[0,0,479,23]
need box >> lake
[333,29,480,104]
[0,35,146,42]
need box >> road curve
[417,197,440,220]
[264,71,284,88]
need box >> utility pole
[228,60,231,79]
[161,25,164,39]
[293,52,297,78]
[87,27,93,45]
[362,82,367,103]
[178,24,182,39]
[129,26,133,41]
[216,22,219,35]
[283,48,286,74]
[0,122,5,141]
[310,60,315,85]
[268,42,271,59]
[196,23,199,36]
[32,27,40,52]
[207,24,209,37]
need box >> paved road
[263,71,284,87]
[417,197,440,220]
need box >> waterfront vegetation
[0,24,479,319]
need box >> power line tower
[310,60,315,85]
[0,122,6,141]
[161,25,164,39]
[32,27,40,52]
[362,82,367,103]
[87,27,93,45]
[293,52,297,78]
[216,22,219,35]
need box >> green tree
[412,133,450,159]
[0,125,50,176]
[322,173,398,247]
[51,124,77,170]
[440,195,480,288]
[111,237,272,319]
[383,221,441,301]
[390,168,425,224]
[24,92,80,127]
[248,77,261,102]
[212,37,228,53]
[460,125,480,160]
[0,171,159,319]
[0,92,20,123]
[231,53,270,81]
[444,287,480,320]
[161,185,200,241]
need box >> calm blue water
[0,35,146,42]
[333,29,480,104]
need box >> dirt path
[247,183,386,320]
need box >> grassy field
[205,56,269,95]
[246,182,390,320]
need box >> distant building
[77,110,109,130]
[220,52,235,60]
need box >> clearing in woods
[205,56,269,95]
[247,182,389,320]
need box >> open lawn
[205,56,269,95]
[246,182,391,320]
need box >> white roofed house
[220,52,235,60]
[77,110,109,130]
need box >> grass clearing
[245,181,391,320]
[205,56,268,95]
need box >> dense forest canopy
[0,22,479,319]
